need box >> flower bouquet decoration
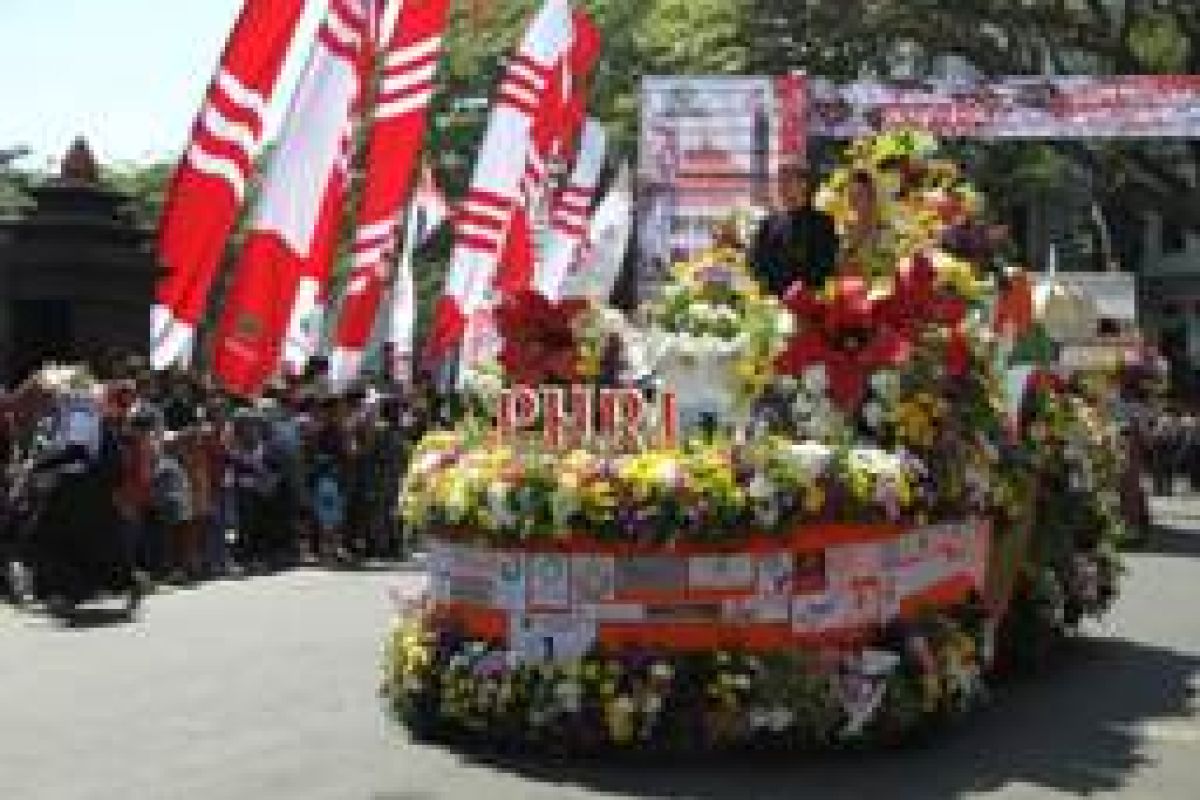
[493,289,593,386]
[633,246,793,428]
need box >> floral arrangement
[384,131,1127,754]
[493,289,592,386]
[634,247,793,408]
[1018,375,1124,620]
[815,130,997,279]
[400,428,1012,545]
[383,605,989,753]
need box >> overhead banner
[809,75,1200,139]
[637,75,807,281]
[638,74,1200,278]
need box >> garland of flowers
[383,604,990,753]
[996,373,1125,672]
[636,247,793,406]
[400,431,1012,546]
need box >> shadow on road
[384,636,1198,800]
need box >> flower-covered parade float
[382,133,1127,754]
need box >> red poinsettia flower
[879,253,974,379]
[776,277,914,411]
[881,253,968,331]
[494,289,589,385]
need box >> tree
[0,146,35,214]
[101,160,174,229]
[746,0,1200,236]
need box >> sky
[0,0,326,169]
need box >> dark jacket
[750,206,839,297]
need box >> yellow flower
[803,483,826,515]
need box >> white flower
[852,649,901,678]
[768,708,795,732]
[612,695,635,714]
[773,311,796,338]
[410,452,443,477]
[717,306,741,325]
[862,401,885,431]
[487,483,516,529]
[869,370,899,399]
[791,393,816,419]
[747,472,776,500]
[802,365,829,396]
[650,662,674,682]
[781,442,834,476]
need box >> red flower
[881,253,967,330]
[776,278,914,411]
[945,328,971,378]
[494,290,588,385]
[879,252,973,380]
[1028,370,1066,397]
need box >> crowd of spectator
[1,356,453,613]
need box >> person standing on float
[839,170,884,279]
[750,164,839,296]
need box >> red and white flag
[328,0,451,386]
[535,117,606,300]
[423,0,574,365]
[152,0,309,370]
[517,9,600,216]
[462,9,601,377]
[210,0,372,396]
[384,164,450,380]
[560,162,633,303]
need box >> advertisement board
[637,75,807,280]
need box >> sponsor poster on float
[427,518,992,664]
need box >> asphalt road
[2,500,1200,800]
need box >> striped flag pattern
[329,0,451,386]
[560,162,633,303]
[536,117,607,300]
[152,0,309,370]
[384,163,450,380]
[424,0,574,365]
[210,0,372,396]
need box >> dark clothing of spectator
[750,206,839,297]
[29,433,136,604]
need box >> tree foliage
[101,160,174,229]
